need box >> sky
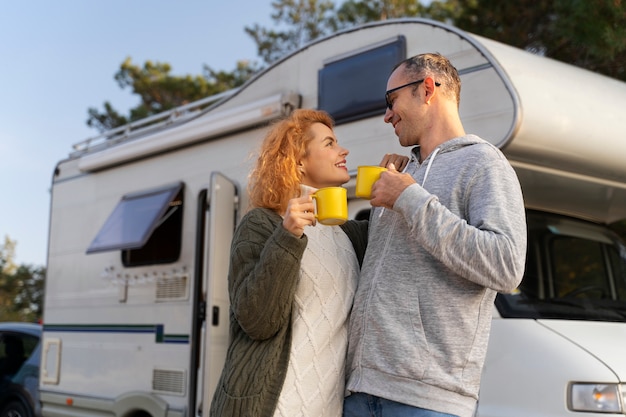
[0,1,274,266]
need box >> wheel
[0,400,30,417]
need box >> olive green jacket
[210,207,367,417]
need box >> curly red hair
[248,109,335,213]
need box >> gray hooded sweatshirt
[345,135,527,417]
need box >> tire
[0,400,30,417]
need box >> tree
[245,0,339,65]
[245,0,443,64]
[87,58,260,133]
[11,264,45,322]
[335,0,425,27]
[0,237,44,322]
[421,0,466,23]
[453,0,626,81]
[1,236,17,276]
[331,0,626,83]
[0,237,17,320]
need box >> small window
[0,332,38,378]
[86,182,184,266]
[318,36,406,124]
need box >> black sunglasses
[385,79,441,110]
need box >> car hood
[539,319,626,379]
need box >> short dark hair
[394,53,461,107]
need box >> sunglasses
[385,79,441,110]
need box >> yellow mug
[356,166,388,199]
[311,187,348,225]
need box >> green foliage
[0,236,17,276]
[550,0,626,80]
[245,0,339,65]
[87,58,260,133]
[86,102,129,133]
[0,237,44,322]
[247,0,433,63]
[422,0,466,22]
[336,0,424,27]
[453,0,626,81]
[204,60,261,91]
[7,264,45,322]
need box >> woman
[209,109,406,417]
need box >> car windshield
[496,211,626,322]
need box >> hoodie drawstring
[378,147,440,218]
[421,147,440,187]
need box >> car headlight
[569,383,624,413]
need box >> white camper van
[40,18,626,417]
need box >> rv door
[194,172,238,416]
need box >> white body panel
[479,319,621,417]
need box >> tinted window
[0,332,38,379]
[496,211,626,321]
[318,36,406,124]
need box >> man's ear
[423,77,438,103]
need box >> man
[343,53,527,417]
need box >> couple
[210,53,527,417]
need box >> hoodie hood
[411,134,487,187]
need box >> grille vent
[156,274,188,301]
[153,368,186,395]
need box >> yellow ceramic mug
[356,166,388,199]
[311,187,348,225]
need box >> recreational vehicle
[40,18,626,417]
